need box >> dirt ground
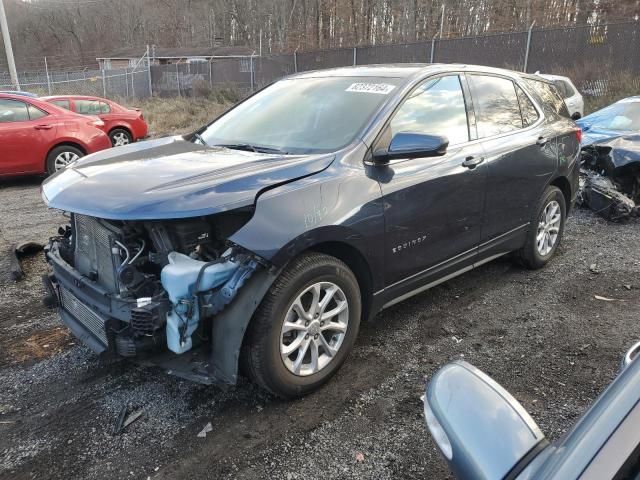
[1,175,639,480]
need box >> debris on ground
[113,406,144,435]
[355,452,365,463]
[578,135,640,221]
[197,422,213,438]
[4,241,45,282]
[594,294,623,302]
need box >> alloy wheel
[112,132,130,147]
[54,151,79,171]
[536,200,561,256]
[280,281,349,376]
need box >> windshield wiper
[215,143,289,155]
[193,132,209,146]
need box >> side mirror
[621,341,640,371]
[374,132,449,163]
[424,361,546,480]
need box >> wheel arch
[549,175,572,209]
[45,141,87,170]
[108,124,132,137]
[306,241,374,323]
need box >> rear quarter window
[523,79,570,119]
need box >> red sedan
[0,93,111,177]
[42,95,148,147]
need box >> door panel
[466,75,558,250]
[0,99,56,175]
[379,146,487,291]
[479,129,557,244]
[376,74,487,297]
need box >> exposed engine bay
[45,208,264,364]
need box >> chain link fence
[1,21,639,101]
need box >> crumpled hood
[581,133,640,171]
[42,136,334,220]
[577,125,627,147]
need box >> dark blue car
[42,64,580,397]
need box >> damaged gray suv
[42,64,580,398]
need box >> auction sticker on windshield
[346,83,396,94]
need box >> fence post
[430,34,437,63]
[44,57,52,95]
[209,58,213,87]
[523,21,535,73]
[353,47,357,66]
[146,44,153,97]
[102,69,106,98]
[125,69,129,98]
[250,53,255,92]
[131,69,135,99]
[176,63,181,97]
[294,49,298,73]
[66,71,70,90]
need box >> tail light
[575,129,582,144]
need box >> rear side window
[51,99,71,110]
[468,75,523,137]
[390,75,469,146]
[524,79,570,119]
[553,80,575,99]
[27,104,48,120]
[75,99,103,115]
[99,101,111,113]
[0,99,30,122]
[515,85,540,127]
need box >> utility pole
[0,0,19,90]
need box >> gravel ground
[0,175,639,480]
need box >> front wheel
[242,253,361,398]
[517,185,566,269]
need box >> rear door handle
[536,136,548,146]
[462,156,484,169]
[34,124,53,130]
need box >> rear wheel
[242,253,361,398]
[46,145,83,175]
[517,185,566,269]
[109,128,132,147]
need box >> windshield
[583,101,640,132]
[199,77,403,154]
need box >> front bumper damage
[44,230,278,385]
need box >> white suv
[538,73,584,119]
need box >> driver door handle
[34,124,53,130]
[536,136,548,146]
[462,156,484,169]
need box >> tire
[109,128,133,147]
[242,252,361,398]
[517,185,566,269]
[46,145,84,175]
